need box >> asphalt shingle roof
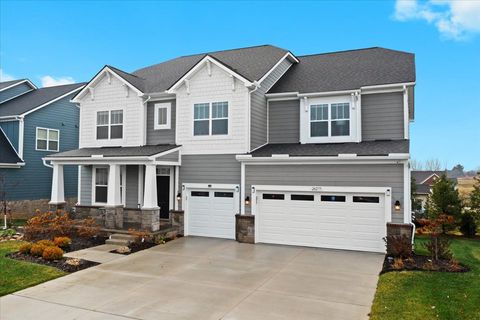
[268,47,415,94]
[0,83,85,117]
[48,144,179,158]
[250,140,409,157]
[0,129,22,164]
[411,171,445,184]
[0,79,28,91]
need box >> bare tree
[410,159,423,170]
[425,158,443,171]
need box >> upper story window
[193,101,228,136]
[154,102,171,130]
[36,127,59,152]
[310,103,350,138]
[96,110,123,140]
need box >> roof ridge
[297,47,413,58]
[106,65,146,80]
[178,44,284,59]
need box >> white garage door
[185,185,238,239]
[255,188,387,252]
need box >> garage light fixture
[394,200,401,211]
[176,193,182,201]
[245,196,250,206]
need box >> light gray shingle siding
[362,92,404,141]
[250,58,292,149]
[80,165,92,205]
[146,100,176,145]
[245,163,405,223]
[125,165,139,208]
[0,82,32,104]
[268,99,300,144]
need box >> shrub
[54,236,72,248]
[19,242,32,254]
[37,239,55,247]
[24,211,75,241]
[384,235,412,258]
[77,217,100,238]
[0,229,16,237]
[30,244,46,257]
[128,228,151,243]
[424,236,452,261]
[392,258,405,270]
[42,246,64,261]
[460,212,477,237]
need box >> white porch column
[143,164,159,209]
[174,165,179,210]
[106,164,122,207]
[49,163,65,204]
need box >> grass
[0,241,65,296]
[370,236,480,320]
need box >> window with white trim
[94,167,108,204]
[310,103,350,138]
[154,103,171,130]
[193,101,228,136]
[36,128,59,151]
[96,110,123,140]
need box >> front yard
[0,241,65,296]
[370,235,480,320]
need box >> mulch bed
[65,236,108,253]
[7,252,99,273]
[381,254,470,274]
[110,241,158,255]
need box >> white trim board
[0,79,37,92]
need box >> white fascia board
[360,82,415,90]
[419,173,440,185]
[20,86,84,117]
[236,153,410,163]
[72,67,142,103]
[257,52,299,84]
[0,163,25,168]
[167,56,253,93]
[0,79,37,92]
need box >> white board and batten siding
[78,75,144,148]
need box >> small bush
[42,246,64,261]
[392,258,405,270]
[24,211,75,241]
[54,236,72,248]
[19,242,32,254]
[77,218,100,238]
[460,212,477,237]
[37,240,55,247]
[423,260,436,271]
[448,259,463,272]
[424,236,452,261]
[30,244,47,257]
[0,229,16,237]
[128,228,151,243]
[384,235,412,258]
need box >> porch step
[105,239,130,246]
[105,233,137,246]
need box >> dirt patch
[109,235,181,255]
[8,252,99,273]
[381,254,470,274]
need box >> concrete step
[105,239,130,246]
[110,233,137,241]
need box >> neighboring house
[45,45,415,253]
[411,171,444,213]
[0,79,85,215]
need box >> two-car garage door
[255,188,388,252]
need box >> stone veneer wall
[235,214,255,244]
[386,223,414,242]
[7,197,77,218]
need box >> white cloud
[393,0,480,40]
[40,75,75,87]
[0,69,16,82]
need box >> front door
[156,176,170,219]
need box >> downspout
[42,158,53,169]
[18,116,25,160]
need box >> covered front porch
[44,145,182,232]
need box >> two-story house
[45,45,415,253]
[0,79,84,216]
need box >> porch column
[142,164,158,209]
[106,164,122,207]
[49,163,65,205]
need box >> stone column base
[170,210,184,235]
[141,208,160,232]
[387,223,414,242]
[105,206,124,229]
[236,214,255,244]
[48,202,66,212]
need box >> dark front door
[156,176,170,219]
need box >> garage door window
[262,193,285,200]
[321,195,346,202]
[191,191,209,197]
[291,194,314,201]
[214,192,233,198]
[353,196,380,203]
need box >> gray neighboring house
[45,45,415,253]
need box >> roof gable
[0,79,37,92]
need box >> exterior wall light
[245,196,250,206]
[394,200,401,211]
[176,193,182,201]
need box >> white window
[154,103,171,130]
[96,110,123,140]
[193,101,228,136]
[94,167,108,204]
[310,103,350,138]
[36,128,59,151]
[310,104,328,137]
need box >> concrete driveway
[1,237,383,320]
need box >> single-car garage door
[184,184,239,239]
[254,186,389,252]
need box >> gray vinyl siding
[180,154,240,186]
[245,163,405,223]
[362,92,404,141]
[125,165,139,208]
[80,165,92,205]
[408,86,414,120]
[0,120,19,151]
[146,99,176,145]
[156,150,179,162]
[268,100,300,143]
[0,82,32,104]
[250,59,292,150]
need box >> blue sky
[1,1,479,170]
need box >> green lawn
[0,241,65,296]
[370,236,480,320]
